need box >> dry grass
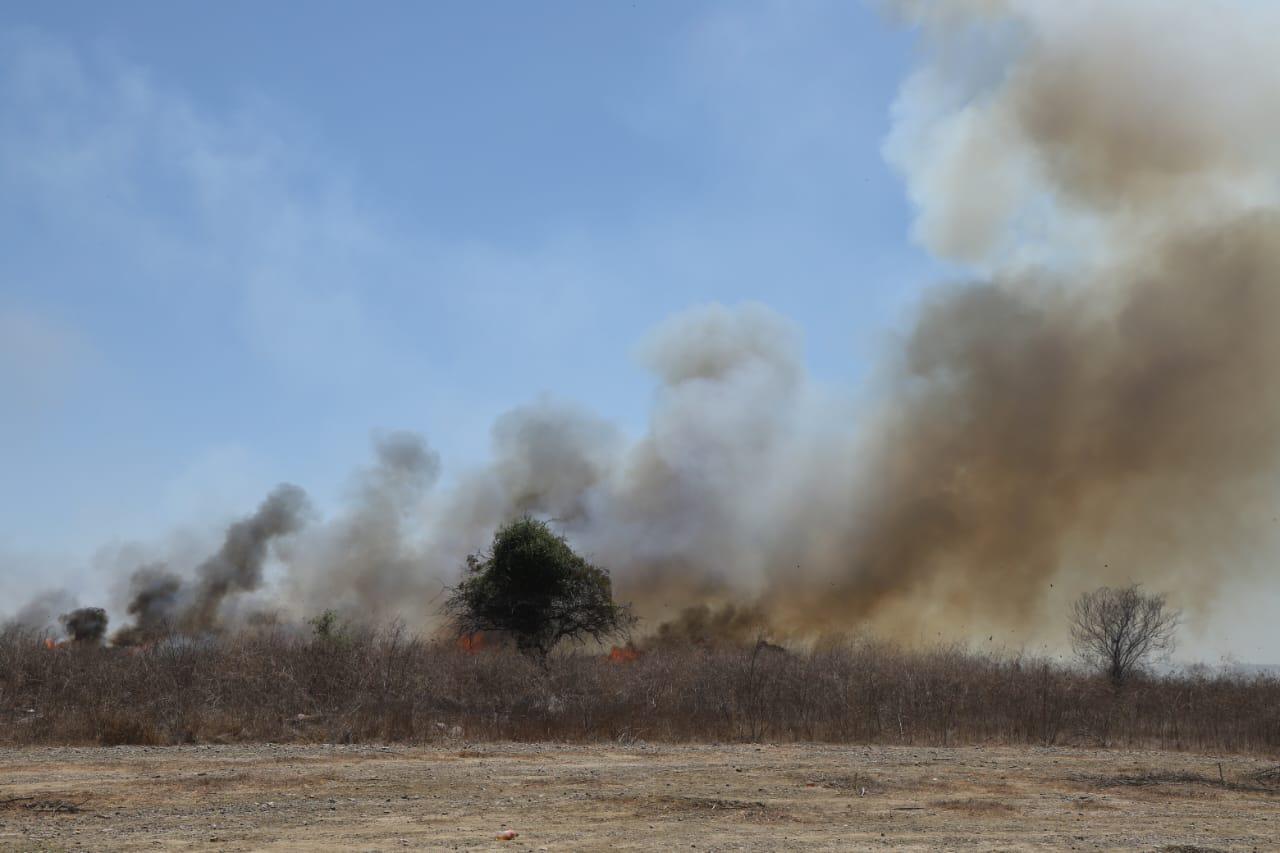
[3,623,1279,753]
[929,797,1017,815]
[648,795,787,822]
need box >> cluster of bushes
[2,623,1277,753]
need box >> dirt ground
[0,742,1276,851]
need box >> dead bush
[1,624,1278,753]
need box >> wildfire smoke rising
[9,0,1280,647]
[112,484,310,645]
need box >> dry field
[1,743,1276,851]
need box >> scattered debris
[929,797,1016,815]
[0,796,35,807]
[1252,766,1280,786]
[801,773,876,793]
[0,797,85,814]
[1086,770,1278,794]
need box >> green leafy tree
[308,608,350,645]
[446,517,634,657]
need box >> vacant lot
[1,743,1276,851]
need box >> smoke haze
[7,0,1280,648]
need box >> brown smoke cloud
[9,0,1279,648]
[509,0,1280,641]
[827,0,1280,637]
[765,214,1280,635]
[649,603,769,648]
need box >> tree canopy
[446,517,634,657]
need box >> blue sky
[1,1,936,581]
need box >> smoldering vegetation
[2,625,1278,754]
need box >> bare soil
[1,742,1276,851]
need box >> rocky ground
[1,742,1277,851]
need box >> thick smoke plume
[283,432,442,622]
[420,0,1280,641]
[113,484,310,644]
[10,0,1280,647]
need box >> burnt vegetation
[2,624,1278,752]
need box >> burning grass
[2,624,1279,752]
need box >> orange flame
[43,638,58,650]
[457,632,488,653]
[607,645,640,664]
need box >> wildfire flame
[607,646,640,664]
[457,632,488,653]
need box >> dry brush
[2,625,1276,754]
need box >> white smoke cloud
[884,0,1280,269]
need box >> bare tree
[1070,584,1180,685]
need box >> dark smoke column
[114,483,312,644]
[181,483,310,632]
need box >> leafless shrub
[1,623,1278,753]
[1070,585,1181,685]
